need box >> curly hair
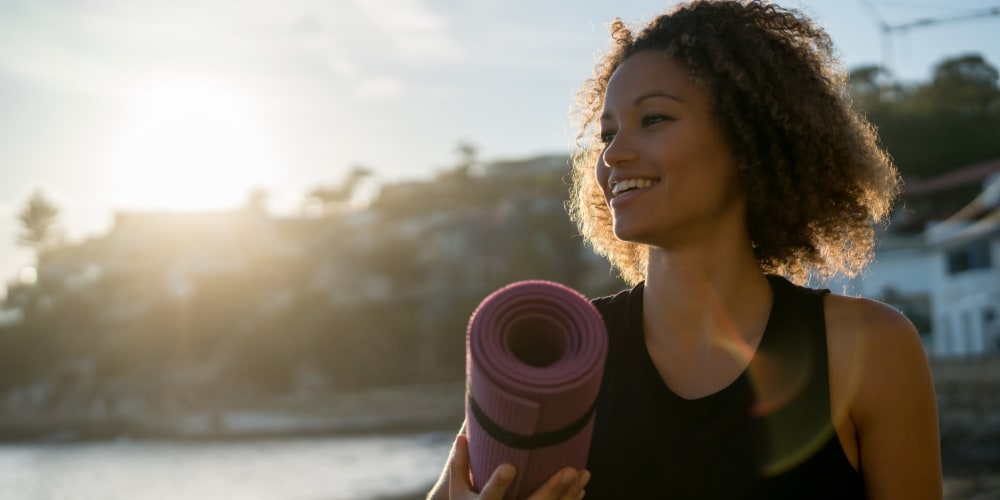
[568,0,899,286]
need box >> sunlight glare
[107,74,279,212]
[19,267,37,285]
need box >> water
[0,432,453,500]
[5,433,994,500]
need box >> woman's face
[596,50,745,249]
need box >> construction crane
[861,1,1000,85]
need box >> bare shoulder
[823,292,931,417]
[823,293,943,499]
[823,293,922,347]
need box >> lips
[607,177,660,202]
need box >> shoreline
[0,382,466,444]
[0,413,460,444]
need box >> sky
[1,0,999,295]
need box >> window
[946,240,992,274]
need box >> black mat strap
[467,390,597,450]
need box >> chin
[611,222,649,245]
[613,218,682,249]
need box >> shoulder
[822,293,935,424]
[823,293,926,364]
[824,293,942,497]
[823,294,943,496]
[823,293,921,347]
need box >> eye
[598,130,616,145]
[641,114,673,127]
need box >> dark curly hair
[568,0,899,286]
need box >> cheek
[594,157,609,191]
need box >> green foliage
[871,109,1000,178]
[917,54,1000,112]
[305,164,373,215]
[16,189,61,253]
[850,53,1000,179]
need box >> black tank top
[585,275,866,499]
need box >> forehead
[603,50,699,108]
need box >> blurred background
[1,0,998,499]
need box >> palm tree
[16,189,61,256]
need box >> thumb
[448,434,475,497]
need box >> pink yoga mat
[465,280,608,498]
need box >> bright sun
[107,74,279,212]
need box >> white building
[845,163,1000,358]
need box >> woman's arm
[828,295,942,500]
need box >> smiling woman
[105,74,279,212]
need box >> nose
[599,132,636,170]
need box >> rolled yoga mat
[465,280,608,498]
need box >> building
[845,159,1000,357]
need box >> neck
[642,236,772,351]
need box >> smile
[610,178,659,198]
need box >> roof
[901,158,1000,197]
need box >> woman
[429,1,941,498]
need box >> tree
[305,164,374,216]
[452,141,479,178]
[16,189,61,256]
[917,53,1000,112]
[848,65,901,109]
[852,53,1000,179]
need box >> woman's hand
[447,434,591,500]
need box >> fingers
[526,467,591,500]
[446,433,589,500]
[570,470,591,499]
[564,470,590,500]
[478,463,517,500]
[448,434,517,500]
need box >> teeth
[611,178,657,197]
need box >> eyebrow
[633,89,684,105]
[601,89,684,121]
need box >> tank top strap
[753,275,834,476]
